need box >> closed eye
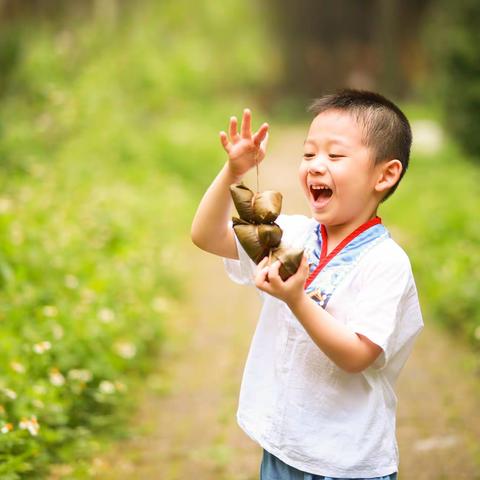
[329,154,345,159]
[303,153,316,159]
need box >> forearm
[190,163,242,257]
[287,293,381,373]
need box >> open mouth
[310,184,333,205]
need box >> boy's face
[299,109,382,228]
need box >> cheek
[298,166,307,187]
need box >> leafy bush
[382,110,480,348]
[424,0,480,160]
[0,0,275,476]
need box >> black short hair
[308,89,412,200]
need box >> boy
[190,89,423,479]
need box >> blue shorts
[260,449,398,480]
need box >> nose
[307,156,328,175]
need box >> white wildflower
[1,423,13,434]
[49,368,65,387]
[32,399,45,409]
[411,120,444,156]
[114,341,136,359]
[68,369,92,383]
[19,416,40,436]
[10,361,26,374]
[52,324,64,340]
[98,308,115,323]
[98,380,115,395]
[2,388,17,400]
[33,341,52,354]
[33,384,47,395]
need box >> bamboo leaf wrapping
[230,183,304,281]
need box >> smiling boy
[191,89,423,479]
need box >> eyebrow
[303,138,350,148]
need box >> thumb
[301,254,310,274]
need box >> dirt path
[97,126,480,480]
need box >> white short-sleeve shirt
[223,214,423,478]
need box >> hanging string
[255,149,260,193]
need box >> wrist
[287,291,309,313]
[223,162,244,184]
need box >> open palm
[220,109,269,178]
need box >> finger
[283,255,309,286]
[219,131,231,153]
[300,255,310,277]
[300,255,311,287]
[256,257,270,282]
[241,108,252,139]
[229,116,239,140]
[259,131,269,153]
[258,132,268,158]
[295,255,309,275]
[267,260,282,285]
[253,123,269,147]
[258,256,269,268]
[300,254,308,268]
[255,264,271,289]
[255,278,273,295]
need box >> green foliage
[382,110,480,348]
[424,0,480,160]
[0,0,275,476]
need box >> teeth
[311,185,330,190]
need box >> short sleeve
[347,244,423,370]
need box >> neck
[324,210,378,255]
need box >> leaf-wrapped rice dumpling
[269,247,304,282]
[230,183,282,224]
[232,219,282,264]
[229,182,304,281]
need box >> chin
[309,208,329,224]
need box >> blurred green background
[0,0,479,477]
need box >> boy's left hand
[254,255,310,306]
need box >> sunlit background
[0,0,479,478]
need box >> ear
[374,159,402,194]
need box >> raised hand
[219,108,269,179]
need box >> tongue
[314,189,332,201]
